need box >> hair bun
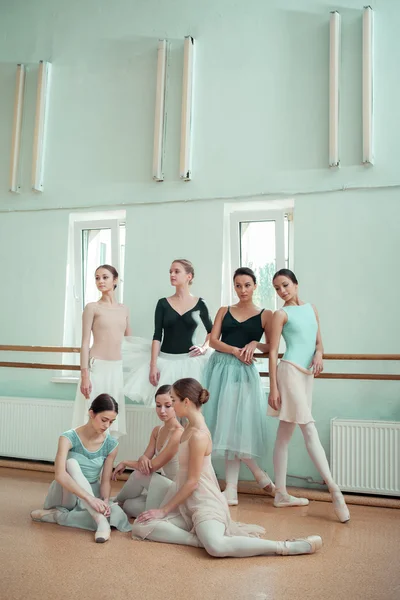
[199,388,210,405]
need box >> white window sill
[51,376,79,384]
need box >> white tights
[225,457,271,489]
[132,519,312,557]
[64,458,110,532]
[273,421,339,494]
[116,471,149,518]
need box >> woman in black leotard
[124,259,213,406]
[202,267,275,506]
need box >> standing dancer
[202,267,274,506]
[124,259,213,406]
[31,394,132,543]
[132,378,322,558]
[72,264,130,438]
[268,269,350,522]
[112,385,183,517]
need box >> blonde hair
[172,259,195,285]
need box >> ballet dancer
[72,264,130,438]
[31,394,132,542]
[202,267,274,505]
[112,384,183,517]
[268,269,350,522]
[124,259,213,406]
[131,378,322,558]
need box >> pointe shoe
[274,492,309,508]
[222,485,238,506]
[95,526,111,543]
[332,491,350,523]
[256,473,276,497]
[277,535,323,556]
[30,508,60,523]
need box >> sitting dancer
[202,267,274,505]
[124,259,213,406]
[132,378,322,558]
[72,264,131,438]
[113,384,183,517]
[31,394,132,542]
[268,269,350,522]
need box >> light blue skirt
[202,352,268,460]
[43,480,132,533]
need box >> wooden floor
[1,467,399,600]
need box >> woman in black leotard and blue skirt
[124,259,213,406]
[202,267,275,506]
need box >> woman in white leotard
[72,264,131,438]
[131,378,322,559]
[112,385,183,517]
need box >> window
[229,209,292,310]
[62,211,126,358]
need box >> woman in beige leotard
[72,264,131,438]
[112,385,183,517]
[131,378,323,559]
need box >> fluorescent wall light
[329,11,341,168]
[32,60,52,192]
[180,36,195,181]
[153,40,168,182]
[9,64,26,193]
[362,6,374,165]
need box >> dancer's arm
[268,310,286,411]
[209,307,250,364]
[112,426,159,479]
[150,300,163,385]
[136,432,209,522]
[100,447,118,503]
[124,307,132,336]
[54,436,108,513]
[148,427,183,473]
[189,299,213,357]
[310,305,324,376]
[240,309,272,362]
[80,303,95,399]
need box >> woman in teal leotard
[268,269,350,523]
[202,267,275,506]
[30,394,132,543]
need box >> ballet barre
[0,345,400,380]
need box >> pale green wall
[0,0,399,484]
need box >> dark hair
[90,393,118,414]
[272,269,298,285]
[96,264,119,290]
[172,259,195,285]
[155,384,172,399]
[233,267,257,285]
[172,378,210,408]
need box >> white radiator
[0,397,159,464]
[331,418,400,496]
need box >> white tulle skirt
[123,337,211,406]
[71,358,126,438]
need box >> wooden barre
[0,345,80,353]
[1,361,399,380]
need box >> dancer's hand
[138,455,152,475]
[80,376,92,399]
[268,387,281,411]
[189,345,205,357]
[239,341,258,364]
[310,351,323,377]
[149,365,160,386]
[86,496,109,514]
[136,508,166,523]
[112,462,126,480]
[233,347,253,365]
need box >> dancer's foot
[256,473,276,497]
[94,515,111,543]
[332,491,350,523]
[274,492,309,508]
[30,508,60,523]
[276,535,322,556]
[223,484,238,506]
